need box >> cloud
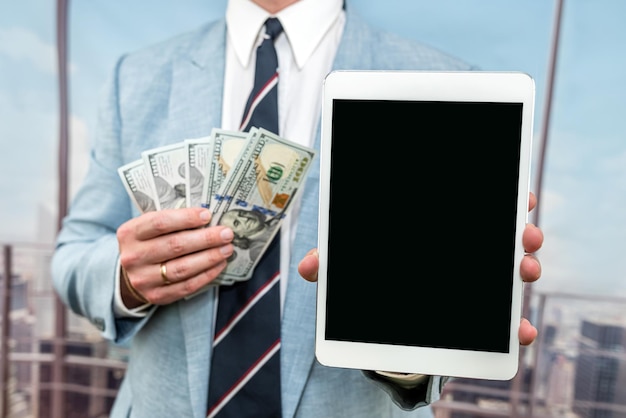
[0,74,58,241]
[0,103,91,243]
[529,122,626,299]
[540,188,565,212]
[0,26,57,74]
[0,26,76,75]
[602,148,626,187]
[69,114,91,200]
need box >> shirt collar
[226,0,344,69]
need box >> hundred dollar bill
[143,143,187,210]
[118,159,157,213]
[184,136,212,208]
[203,128,248,210]
[211,128,316,281]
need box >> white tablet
[316,70,535,380]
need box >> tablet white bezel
[316,70,535,380]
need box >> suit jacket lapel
[173,20,226,418]
[166,21,226,142]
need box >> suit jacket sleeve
[51,54,154,344]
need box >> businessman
[52,0,544,417]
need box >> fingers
[298,248,319,282]
[148,259,230,305]
[518,317,537,346]
[124,241,233,306]
[522,223,543,254]
[519,194,541,341]
[159,239,234,284]
[124,207,212,241]
[520,223,543,284]
[528,191,537,212]
[150,224,235,265]
[520,253,541,284]
[118,208,232,263]
[117,207,236,305]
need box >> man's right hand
[117,207,234,306]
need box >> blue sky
[1,0,626,298]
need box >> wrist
[120,266,149,308]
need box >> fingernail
[199,209,211,222]
[220,228,234,241]
[220,244,233,256]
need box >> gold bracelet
[121,267,149,304]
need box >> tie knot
[264,18,283,41]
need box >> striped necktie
[239,17,283,134]
[207,18,283,418]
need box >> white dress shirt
[223,0,345,308]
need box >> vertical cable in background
[510,0,564,417]
[1,246,13,418]
[521,0,565,326]
[532,0,564,229]
[523,0,564,344]
[54,0,70,417]
[524,0,565,416]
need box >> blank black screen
[325,99,523,353]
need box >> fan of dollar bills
[118,127,316,286]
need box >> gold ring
[160,263,171,285]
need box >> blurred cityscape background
[1,0,625,417]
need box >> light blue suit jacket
[52,5,473,418]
